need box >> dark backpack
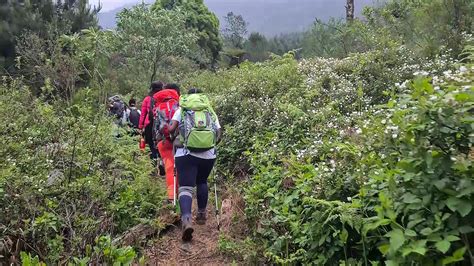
[128,108,140,128]
[110,100,125,119]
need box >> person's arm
[138,97,149,130]
[216,129,222,144]
[169,108,181,137]
[122,110,128,125]
[215,115,222,144]
[169,120,179,134]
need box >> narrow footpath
[145,201,235,265]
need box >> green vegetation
[0,81,164,264]
[0,0,100,71]
[0,0,473,264]
[153,0,222,66]
[222,0,474,65]
[187,47,472,264]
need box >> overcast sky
[90,0,140,12]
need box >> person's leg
[158,140,175,201]
[195,158,215,224]
[144,124,158,161]
[175,155,198,241]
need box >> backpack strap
[148,96,155,124]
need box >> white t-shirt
[172,107,221,159]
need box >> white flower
[459,66,468,73]
[414,71,429,76]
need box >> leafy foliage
[153,0,223,66]
[238,0,473,62]
[186,40,472,263]
[222,12,248,50]
[0,0,100,71]
[365,0,474,58]
[0,80,165,264]
[115,4,197,83]
[2,1,473,265]
[358,63,474,264]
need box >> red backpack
[152,89,180,141]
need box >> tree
[267,33,303,56]
[115,4,197,83]
[244,32,269,62]
[153,0,222,67]
[301,19,351,58]
[366,0,474,57]
[0,0,100,72]
[222,12,248,49]
[346,0,355,22]
[57,0,100,33]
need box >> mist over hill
[98,0,375,36]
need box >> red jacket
[139,95,154,129]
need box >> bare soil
[145,203,236,265]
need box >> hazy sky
[90,0,141,12]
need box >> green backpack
[178,94,218,151]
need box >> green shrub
[0,80,165,263]
[358,66,474,264]
[187,46,471,264]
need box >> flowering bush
[357,63,474,264]
[187,45,472,264]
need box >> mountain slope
[98,0,375,36]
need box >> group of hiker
[108,82,221,242]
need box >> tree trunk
[346,0,355,22]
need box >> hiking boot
[158,165,165,177]
[196,210,207,225]
[158,160,165,177]
[181,216,194,242]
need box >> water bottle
[139,137,146,151]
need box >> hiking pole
[214,182,220,231]
[213,160,221,231]
[173,145,177,207]
[173,165,177,207]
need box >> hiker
[139,81,163,168]
[108,95,127,126]
[126,98,141,130]
[108,95,128,138]
[153,83,181,202]
[169,88,222,242]
[163,83,180,95]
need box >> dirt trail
[145,203,234,265]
